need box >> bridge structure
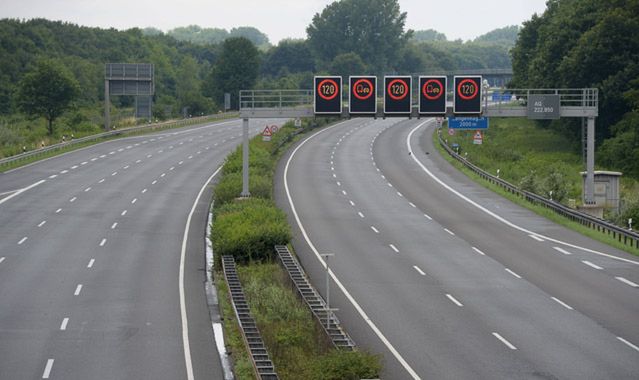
[424,68,513,87]
[238,86,598,205]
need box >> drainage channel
[221,255,279,380]
[275,245,355,350]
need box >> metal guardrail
[275,245,355,350]
[437,131,639,249]
[222,256,279,380]
[0,113,238,170]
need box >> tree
[261,39,315,76]
[412,29,447,42]
[330,52,367,81]
[17,59,80,135]
[205,37,260,109]
[229,27,270,48]
[307,0,412,73]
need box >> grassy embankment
[0,112,237,172]
[212,119,382,380]
[436,117,639,255]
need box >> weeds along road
[0,118,285,380]
[276,118,639,380]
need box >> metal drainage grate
[275,245,355,350]
[222,255,279,380]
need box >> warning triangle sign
[473,130,482,139]
[262,126,272,136]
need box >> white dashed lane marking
[60,318,69,330]
[87,259,95,268]
[446,294,463,307]
[42,359,54,379]
[99,238,107,247]
[413,266,426,276]
[74,284,83,296]
[582,260,603,270]
[444,228,455,236]
[472,247,486,256]
[551,297,573,310]
[111,222,118,229]
[505,268,522,279]
[615,277,638,288]
[389,244,399,253]
[553,246,572,255]
[18,237,27,245]
[69,197,76,203]
[493,333,517,350]
[38,220,46,227]
[371,226,379,233]
[56,208,62,213]
[529,234,545,242]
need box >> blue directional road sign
[448,117,489,130]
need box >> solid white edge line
[615,276,639,287]
[617,337,639,352]
[283,119,421,380]
[551,296,574,310]
[0,180,46,206]
[413,265,426,276]
[42,359,54,378]
[180,165,223,380]
[492,332,517,350]
[446,294,463,307]
[406,121,639,266]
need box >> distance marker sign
[419,76,447,115]
[454,76,482,115]
[349,76,377,115]
[384,76,412,115]
[314,76,342,115]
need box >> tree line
[510,0,639,179]
[0,0,514,152]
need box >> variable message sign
[314,76,342,115]
[419,76,447,115]
[454,76,482,115]
[384,76,412,115]
[349,76,377,115]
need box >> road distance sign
[454,76,482,115]
[419,76,447,115]
[448,117,489,130]
[349,76,377,115]
[384,76,412,115]
[314,76,342,115]
[527,94,560,119]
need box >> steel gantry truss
[238,87,599,203]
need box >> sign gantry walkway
[238,84,599,204]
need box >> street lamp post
[321,253,335,329]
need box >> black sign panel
[384,76,412,115]
[314,76,342,115]
[454,76,482,115]
[349,76,377,115]
[419,76,447,115]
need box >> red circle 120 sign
[457,79,478,100]
[422,79,444,100]
[318,79,339,101]
[387,79,408,101]
[353,78,374,100]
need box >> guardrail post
[241,118,250,197]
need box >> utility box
[581,171,622,210]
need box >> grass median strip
[211,118,381,379]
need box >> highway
[0,118,280,379]
[277,118,639,379]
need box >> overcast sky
[1,0,547,43]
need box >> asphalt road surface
[276,118,639,379]
[0,118,283,380]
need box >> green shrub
[222,143,273,176]
[311,350,382,380]
[214,171,272,207]
[212,198,290,263]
